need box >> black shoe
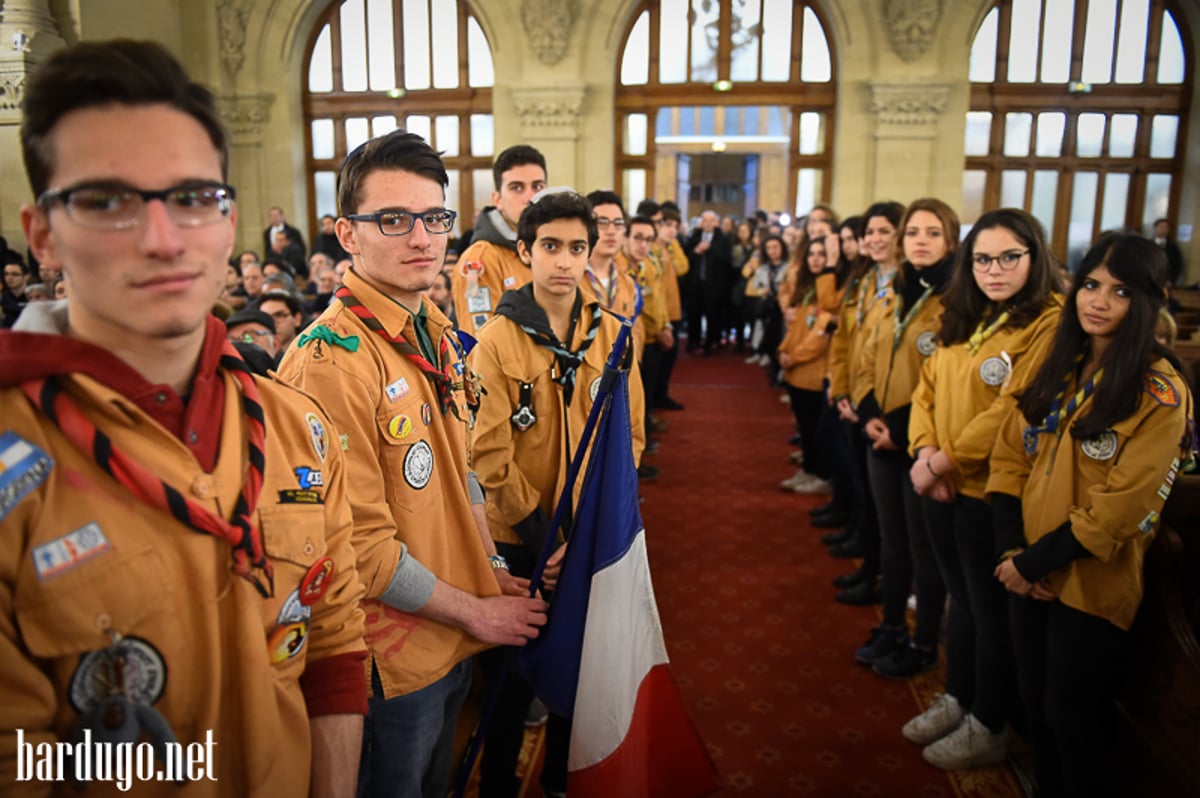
[637,465,659,483]
[872,643,937,679]
[854,623,908,665]
[832,565,872,588]
[788,433,803,446]
[836,578,882,606]
[812,510,848,528]
[821,527,854,546]
[829,537,866,559]
[809,500,836,517]
[655,397,685,411]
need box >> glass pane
[623,169,647,212]
[730,0,761,82]
[314,171,337,219]
[467,17,494,87]
[1081,0,1117,84]
[761,0,793,82]
[1040,0,1074,82]
[366,0,396,90]
[767,107,788,136]
[1158,12,1185,84]
[402,0,431,90]
[446,170,461,216]
[1150,115,1179,159]
[1076,114,1106,158]
[798,112,823,155]
[969,8,998,83]
[345,117,370,152]
[1004,113,1032,157]
[1001,170,1027,208]
[1108,114,1137,158]
[1068,172,1100,270]
[1030,171,1059,240]
[699,106,715,137]
[679,106,695,136]
[1143,173,1172,231]
[1113,0,1149,83]
[659,0,688,83]
[625,113,648,156]
[723,107,740,137]
[340,0,368,92]
[656,107,672,137]
[372,115,398,138]
[309,25,333,93]
[436,116,460,157]
[800,8,832,83]
[1007,0,1042,83]
[404,115,431,144]
[470,114,494,157]
[964,111,992,157]
[472,169,493,216]
[431,0,459,89]
[621,11,650,86]
[311,119,334,160]
[1100,173,1130,231]
[795,169,823,216]
[1036,112,1066,157]
[690,0,719,83]
[962,170,987,225]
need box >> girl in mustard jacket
[904,209,1063,768]
[989,233,1195,798]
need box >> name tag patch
[385,377,411,402]
[466,287,493,314]
[503,276,517,288]
[33,521,111,581]
[0,432,53,520]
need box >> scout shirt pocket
[376,396,437,515]
[260,505,326,678]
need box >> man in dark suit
[262,205,305,256]
[685,210,733,355]
[1153,218,1185,285]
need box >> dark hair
[226,257,242,276]
[791,236,828,303]
[939,208,1061,345]
[516,190,598,253]
[660,206,682,224]
[759,234,788,264]
[660,200,681,213]
[256,289,302,317]
[434,271,452,292]
[1018,232,1179,438]
[338,130,448,216]
[492,144,546,192]
[835,215,869,290]
[858,201,904,239]
[636,199,660,217]
[262,256,294,277]
[21,39,228,196]
[628,214,657,236]
[585,190,625,220]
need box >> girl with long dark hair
[904,209,1063,768]
[753,234,790,379]
[988,232,1195,797]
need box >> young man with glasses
[619,215,673,440]
[275,129,547,798]
[451,145,548,335]
[1,39,368,796]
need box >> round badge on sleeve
[916,331,937,356]
[979,356,1011,386]
[388,415,413,440]
[403,440,435,489]
[589,376,602,402]
[69,636,167,713]
[420,403,433,426]
[1081,431,1118,460]
[305,413,329,462]
[269,589,312,663]
[299,557,335,606]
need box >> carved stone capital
[217,92,274,144]
[867,83,951,129]
[883,0,943,62]
[511,87,586,139]
[0,60,27,123]
[521,0,577,66]
[215,0,252,78]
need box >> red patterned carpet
[466,348,1026,798]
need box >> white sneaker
[757,354,771,366]
[788,450,805,465]
[780,470,816,490]
[790,477,833,495]
[902,693,964,744]
[921,713,1007,770]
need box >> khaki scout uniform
[276,268,500,698]
[778,293,835,392]
[655,239,689,324]
[468,294,647,546]
[908,297,1063,499]
[987,358,1194,630]
[580,262,645,355]
[0,328,366,796]
[616,250,670,347]
[858,278,943,417]
[452,239,530,336]
[834,268,895,408]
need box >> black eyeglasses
[345,209,457,236]
[37,181,236,231]
[595,217,626,229]
[972,250,1029,271]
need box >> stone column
[510,86,587,189]
[216,92,276,254]
[865,82,953,202]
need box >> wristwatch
[488,555,510,571]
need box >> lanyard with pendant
[966,310,1011,356]
[892,280,935,353]
[1022,354,1103,454]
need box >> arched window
[965,0,1190,268]
[304,0,495,233]
[615,1,835,219]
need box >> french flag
[519,370,721,798]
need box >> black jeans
[866,447,945,645]
[922,495,1017,731]
[851,436,881,573]
[655,324,681,403]
[786,385,830,479]
[640,342,664,426]
[1009,597,1128,798]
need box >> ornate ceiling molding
[512,87,586,139]
[521,0,577,66]
[883,0,943,62]
[867,83,951,128]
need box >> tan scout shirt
[656,239,688,322]
[0,370,366,797]
[778,295,835,392]
[452,240,531,336]
[987,359,1194,630]
[909,296,1063,498]
[276,269,500,698]
[859,284,944,415]
[469,298,646,546]
[580,263,645,355]
[616,251,670,342]
[845,271,897,408]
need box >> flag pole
[451,318,634,798]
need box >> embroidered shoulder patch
[297,325,360,353]
[1145,371,1180,407]
[0,431,54,520]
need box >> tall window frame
[614,0,837,215]
[303,0,495,234]
[965,0,1191,268]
